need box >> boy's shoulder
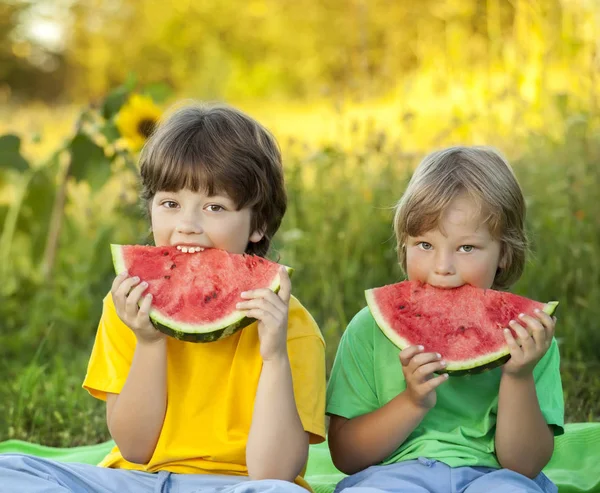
[346,305,379,335]
[335,305,381,349]
[287,295,325,343]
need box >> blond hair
[393,146,527,290]
[139,102,286,257]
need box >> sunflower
[115,94,162,151]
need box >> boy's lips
[429,283,461,289]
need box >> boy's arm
[105,273,168,465]
[247,355,310,481]
[328,393,427,475]
[329,346,447,475]
[495,373,554,477]
[239,268,310,481]
[494,310,557,477]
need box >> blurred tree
[0,0,67,101]
[2,0,599,105]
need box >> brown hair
[393,146,527,290]
[139,102,286,257]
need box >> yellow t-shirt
[83,293,326,489]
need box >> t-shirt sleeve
[533,337,565,436]
[326,307,380,419]
[287,297,327,444]
[82,293,136,401]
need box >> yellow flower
[115,94,161,151]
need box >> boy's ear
[498,247,509,270]
[249,227,265,244]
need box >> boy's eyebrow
[456,233,490,241]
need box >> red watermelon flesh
[365,281,558,375]
[111,244,290,342]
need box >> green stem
[41,160,71,281]
[0,172,33,279]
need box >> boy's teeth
[175,245,204,253]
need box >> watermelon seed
[164,275,170,279]
[458,326,465,333]
[171,264,176,269]
[212,292,218,299]
[416,313,421,317]
[162,251,169,256]
[399,305,405,310]
[204,295,212,303]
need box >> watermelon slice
[110,244,292,342]
[365,281,558,375]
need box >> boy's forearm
[108,338,168,464]
[329,392,428,475]
[246,355,308,481]
[495,373,554,478]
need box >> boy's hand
[502,308,556,378]
[399,346,448,409]
[237,266,291,361]
[111,271,165,344]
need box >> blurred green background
[0,0,598,446]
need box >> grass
[1,105,599,446]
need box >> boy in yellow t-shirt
[0,103,326,493]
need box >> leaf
[142,82,173,103]
[0,135,30,173]
[18,162,59,259]
[101,73,138,120]
[101,86,129,120]
[100,122,121,142]
[69,133,112,192]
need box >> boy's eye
[459,245,475,253]
[206,204,224,212]
[162,201,178,209]
[418,242,432,251]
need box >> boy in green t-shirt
[327,146,564,493]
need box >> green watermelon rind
[365,288,558,376]
[111,244,293,343]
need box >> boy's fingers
[244,309,280,328]
[503,328,521,355]
[277,266,292,303]
[399,345,424,366]
[509,319,534,350]
[424,373,449,391]
[534,308,554,329]
[138,293,153,319]
[241,288,282,300]
[410,351,442,368]
[111,271,129,293]
[115,276,141,299]
[125,282,148,317]
[414,360,447,380]
[237,296,283,316]
[519,313,547,347]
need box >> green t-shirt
[326,306,565,469]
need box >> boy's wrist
[393,391,431,419]
[135,333,167,348]
[261,352,291,369]
[501,366,535,382]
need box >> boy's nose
[434,252,454,275]
[176,216,203,235]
